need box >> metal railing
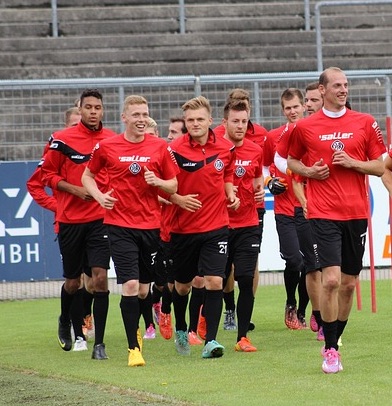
[47,1,312,37]
[0,70,391,161]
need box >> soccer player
[274,82,325,341]
[222,98,264,352]
[41,89,116,359]
[82,95,178,367]
[214,88,268,332]
[169,96,239,358]
[155,116,187,341]
[288,67,386,373]
[263,88,309,330]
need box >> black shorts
[275,214,304,273]
[171,227,229,284]
[294,207,320,273]
[107,225,160,285]
[309,218,367,276]
[155,239,174,286]
[58,220,110,280]
[226,226,260,279]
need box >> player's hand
[308,159,329,180]
[227,195,240,210]
[74,186,93,201]
[266,177,288,195]
[332,150,354,168]
[144,166,161,187]
[98,189,118,210]
[173,194,202,212]
[254,184,265,203]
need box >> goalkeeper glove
[265,176,288,195]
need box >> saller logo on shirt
[173,152,220,173]
[319,132,353,141]
[49,140,90,164]
[119,155,151,162]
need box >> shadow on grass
[0,367,194,406]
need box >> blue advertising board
[0,161,62,281]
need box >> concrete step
[0,25,390,53]
[2,41,392,69]
[1,53,391,80]
[1,3,391,37]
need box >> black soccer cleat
[92,343,108,360]
[57,316,72,351]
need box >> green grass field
[1,280,392,405]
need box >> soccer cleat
[197,306,207,340]
[235,337,257,352]
[174,330,191,356]
[128,347,146,367]
[202,340,225,359]
[248,321,255,332]
[92,343,108,360]
[297,313,308,329]
[73,336,88,351]
[317,327,325,341]
[137,328,143,352]
[284,305,300,330]
[223,310,237,330]
[321,347,342,374]
[152,302,161,325]
[143,324,156,339]
[159,312,173,340]
[58,317,72,351]
[188,331,203,346]
[82,314,95,340]
[310,314,319,332]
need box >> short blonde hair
[182,96,212,115]
[64,107,80,127]
[146,117,159,136]
[122,95,148,113]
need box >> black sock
[172,287,189,332]
[204,289,223,343]
[139,290,154,329]
[60,284,72,324]
[82,287,94,318]
[188,287,205,332]
[236,276,254,341]
[313,310,322,328]
[152,283,162,304]
[120,295,140,350]
[93,291,109,345]
[69,288,84,339]
[284,269,300,306]
[223,290,235,312]
[337,319,348,340]
[322,320,338,350]
[161,284,172,314]
[297,271,309,317]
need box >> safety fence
[1,70,391,161]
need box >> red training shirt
[288,109,386,220]
[229,138,263,228]
[41,121,116,224]
[88,133,179,229]
[170,130,236,234]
